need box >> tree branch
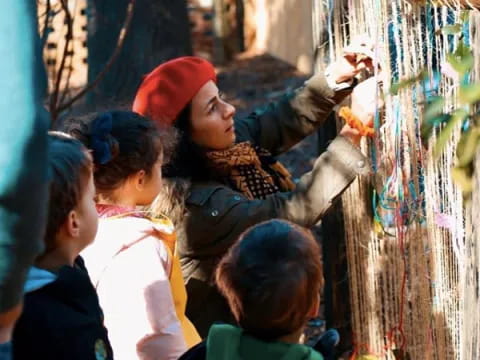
[58,46,75,106]
[50,0,73,121]
[40,0,51,49]
[59,1,78,106]
[56,0,136,114]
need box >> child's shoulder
[98,204,174,233]
[24,264,96,305]
[99,207,176,250]
[19,265,101,331]
[100,212,175,243]
[14,265,112,359]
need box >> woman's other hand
[326,36,375,85]
[340,76,384,146]
[351,76,383,126]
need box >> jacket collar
[206,324,323,360]
[24,267,57,293]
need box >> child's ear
[65,210,80,238]
[134,170,147,191]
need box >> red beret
[132,56,217,127]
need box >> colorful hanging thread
[313,1,476,359]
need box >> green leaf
[446,51,474,76]
[390,83,401,96]
[474,113,480,127]
[459,83,480,104]
[441,24,463,35]
[429,113,451,125]
[421,122,434,144]
[460,10,470,24]
[389,70,427,95]
[424,96,445,122]
[434,109,468,159]
[444,42,474,77]
[455,41,472,59]
[457,128,480,167]
[421,113,450,144]
[451,166,473,194]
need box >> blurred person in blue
[0,2,49,359]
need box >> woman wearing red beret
[133,46,378,337]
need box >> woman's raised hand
[326,36,376,85]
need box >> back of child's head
[216,219,323,341]
[65,111,162,199]
[44,132,92,251]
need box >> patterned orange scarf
[204,142,296,200]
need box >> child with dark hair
[180,219,335,360]
[66,111,200,360]
[12,132,113,360]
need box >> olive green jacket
[178,73,370,336]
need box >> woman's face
[189,80,236,150]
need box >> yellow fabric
[156,226,201,347]
[169,254,202,347]
[149,216,201,347]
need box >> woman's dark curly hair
[163,103,210,181]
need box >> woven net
[312,2,480,359]
[422,0,480,9]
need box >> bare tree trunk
[87,0,192,107]
[213,0,243,64]
[212,0,227,64]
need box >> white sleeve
[96,236,187,360]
